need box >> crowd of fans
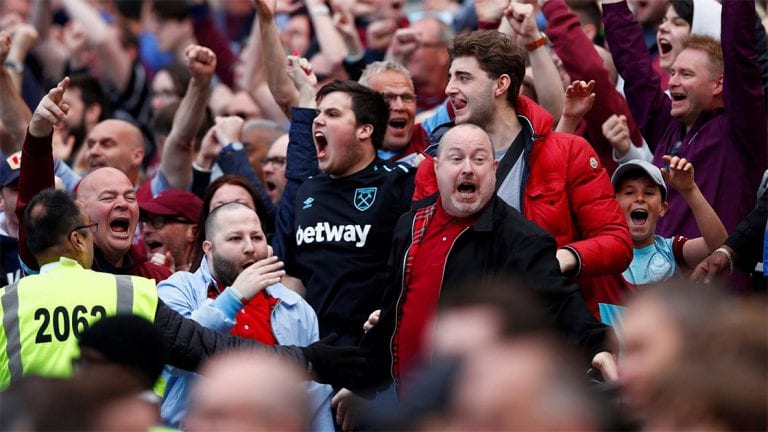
[0,0,766,430]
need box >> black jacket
[359,195,611,390]
[154,300,305,372]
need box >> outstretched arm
[0,32,32,155]
[256,0,299,117]
[16,77,71,273]
[504,2,564,121]
[160,45,216,191]
[662,155,727,267]
[61,0,132,93]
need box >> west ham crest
[353,187,377,211]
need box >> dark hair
[614,166,666,201]
[190,175,273,271]
[158,62,192,99]
[114,0,142,20]
[316,80,389,150]
[23,189,84,256]
[68,75,113,121]
[152,0,188,21]
[668,0,694,27]
[77,315,166,389]
[449,31,526,110]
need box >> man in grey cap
[607,155,727,324]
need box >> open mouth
[389,119,407,130]
[457,182,477,195]
[110,217,131,234]
[145,239,163,253]
[658,39,673,54]
[266,181,277,191]
[314,132,328,158]
[630,209,649,226]
[670,92,686,103]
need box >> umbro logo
[303,197,314,210]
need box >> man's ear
[69,229,87,252]
[712,74,724,97]
[132,146,145,168]
[357,124,373,142]
[660,202,669,217]
[202,240,213,256]
[495,74,511,98]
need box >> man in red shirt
[354,124,616,395]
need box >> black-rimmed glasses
[72,222,99,234]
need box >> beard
[210,251,242,287]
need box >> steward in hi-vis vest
[0,257,157,388]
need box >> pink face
[615,176,667,248]
[668,48,721,128]
[620,296,683,414]
[262,135,288,204]
[77,168,140,263]
[312,92,373,177]
[434,125,497,218]
[364,70,417,151]
[446,56,496,128]
[656,5,691,71]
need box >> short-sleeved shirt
[622,235,688,286]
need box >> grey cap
[611,159,667,201]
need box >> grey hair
[242,118,287,134]
[359,61,413,86]
[414,13,455,44]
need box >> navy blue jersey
[288,159,414,344]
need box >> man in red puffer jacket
[414,27,632,320]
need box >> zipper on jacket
[389,215,417,389]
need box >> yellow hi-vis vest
[0,257,158,390]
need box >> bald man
[84,120,145,184]
[16,78,170,281]
[184,351,311,432]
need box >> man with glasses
[0,189,366,391]
[262,134,288,205]
[358,61,427,165]
[140,189,203,272]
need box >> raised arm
[601,0,672,150]
[504,2,564,121]
[721,0,767,164]
[0,32,32,155]
[159,45,216,191]
[61,0,132,93]
[16,77,70,273]
[238,8,290,125]
[542,0,643,167]
[256,0,299,117]
[661,155,727,267]
[305,0,347,64]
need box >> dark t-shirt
[288,159,414,345]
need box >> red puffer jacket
[414,96,633,318]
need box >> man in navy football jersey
[285,80,415,346]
